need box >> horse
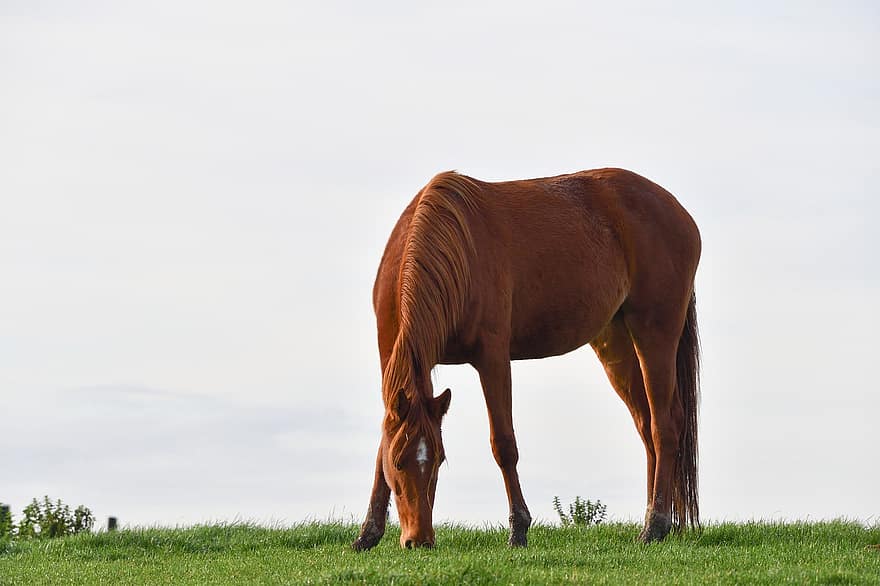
[352,168,701,550]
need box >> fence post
[0,504,10,536]
[107,517,117,532]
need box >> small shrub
[553,495,607,527]
[16,497,94,539]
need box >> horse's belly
[508,263,628,360]
[508,303,614,360]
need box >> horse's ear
[394,390,409,421]
[432,388,452,420]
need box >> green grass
[1,521,878,584]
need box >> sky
[1,1,878,530]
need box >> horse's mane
[382,171,480,466]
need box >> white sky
[2,1,878,529]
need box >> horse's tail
[672,290,700,531]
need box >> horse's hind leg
[624,305,688,543]
[474,342,531,547]
[590,315,656,521]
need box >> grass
[1,521,878,584]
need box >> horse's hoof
[352,535,379,552]
[352,526,384,551]
[638,509,672,543]
[508,535,528,547]
[508,506,532,547]
[352,515,385,552]
[508,525,528,547]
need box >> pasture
[1,521,878,584]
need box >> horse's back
[470,169,700,359]
[374,168,701,364]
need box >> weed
[553,495,607,526]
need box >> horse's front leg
[475,347,532,547]
[352,440,391,551]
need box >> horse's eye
[395,462,403,471]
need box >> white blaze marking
[416,437,429,474]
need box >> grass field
[1,521,878,584]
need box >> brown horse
[353,168,701,550]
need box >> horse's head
[381,387,451,548]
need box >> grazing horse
[353,168,701,550]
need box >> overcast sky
[2,1,878,530]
